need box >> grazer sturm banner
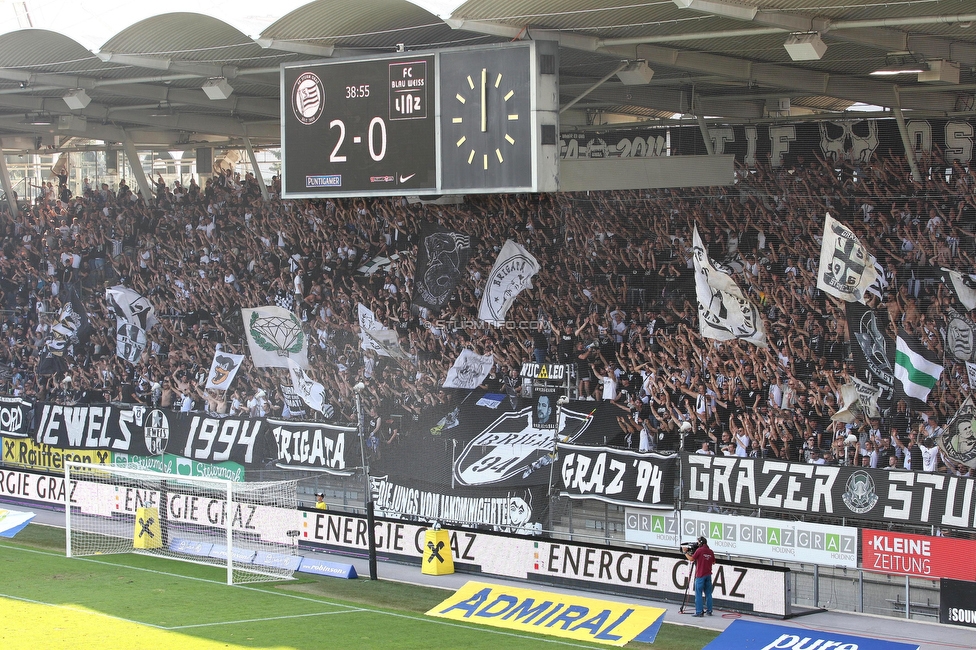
[682,454,976,531]
[0,397,33,439]
[369,473,547,534]
[702,620,919,650]
[624,510,857,568]
[427,581,666,647]
[941,579,976,628]
[860,529,976,581]
[557,444,677,508]
[268,417,357,474]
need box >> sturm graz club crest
[842,470,879,515]
[292,72,324,126]
[144,409,170,456]
[453,405,593,486]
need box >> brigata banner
[427,581,666,647]
[683,455,976,531]
[941,579,976,628]
[860,529,976,581]
[703,619,918,650]
[557,444,677,508]
[625,510,857,568]
[0,396,32,439]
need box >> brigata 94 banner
[860,529,976,581]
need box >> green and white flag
[242,306,308,369]
[894,329,943,403]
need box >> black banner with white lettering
[562,118,976,169]
[941,579,976,628]
[682,455,976,531]
[0,396,33,439]
[30,405,358,472]
[557,443,677,509]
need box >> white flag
[967,362,976,391]
[205,351,244,390]
[479,240,540,325]
[287,360,328,414]
[831,382,862,423]
[115,318,147,364]
[106,285,157,330]
[692,226,766,346]
[358,303,403,358]
[944,268,976,311]
[817,213,878,304]
[443,349,495,389]
[242,306,308,369]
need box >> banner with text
[557,444,677,509]
[941,579,976,628]
[626,510,857,568]
[861,529,976,581]
[683,455,976,531]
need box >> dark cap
[315,492,324,497]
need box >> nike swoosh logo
[398,173,416,183]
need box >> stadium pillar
[355,383,378,580]
[695,99,715,155]
[121,133,155,203]
[0,142,19,217]
[891,91,921,182]
[243,137,270,202]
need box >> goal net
[65,462,300,585]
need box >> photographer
[683,536,715,617]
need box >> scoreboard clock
[281,42,558,198]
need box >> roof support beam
[121,132,154,202]
[0,142,19,216]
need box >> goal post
[64,462,300,585]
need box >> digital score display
[282,54,436,197]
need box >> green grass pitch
[0,524,718,649]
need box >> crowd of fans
[0,148,974,477]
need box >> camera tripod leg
[679,559,695,615]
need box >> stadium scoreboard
[281,41,558,198]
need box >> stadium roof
[0,0,973,151]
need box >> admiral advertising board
[625,510,857,568]
[300,509,791,617]
[683,455,976,530]
[860,529,976,581]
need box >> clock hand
[481,67,487,133]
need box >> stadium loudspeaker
[196,148,212,174]
[106,149,117,173]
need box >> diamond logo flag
[242,306,308,369]
[692,225,766,346]
[895,328,944,404]
[817,213,878,304]
[479,240,539,325]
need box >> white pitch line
[0,590,168,629]
[165,609,366,630]
[0,543,607,648]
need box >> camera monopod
[679,556,695,615]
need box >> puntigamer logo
[292,72,324,125]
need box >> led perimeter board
[281,42,558,198]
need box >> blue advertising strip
[298,556,358,579]
[253,551,303,571]
[703,620,919,650]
